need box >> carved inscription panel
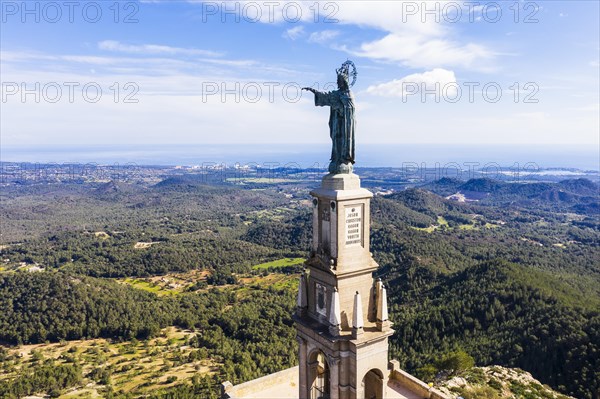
[345,205,362,247]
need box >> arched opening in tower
[309,351,330,399]
[363,368,384,399]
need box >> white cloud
[1,48,303,82]
[352,35,494,70]
[3,50,598,149]
[0,56,328,147]
[308,30,340,44]
[323,1,444,37]
[0,47,330,148]
[199,1,495,70]
[98,40,223,57]
[62,55,124,65]
[0,51,57,62]
[326,2,494,69]
[283,26,305,40]
[1,89,331,148]
[569,103,600,112]
[366,68,457,98]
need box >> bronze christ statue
[303,61,357,174]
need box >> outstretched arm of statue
[303,87,335,108]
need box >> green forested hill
[370,182,600,399]
[0,177,598,398]
[423,177,599,216]
[0,272,297,398]
[0,181,289,243]
[383,259,599,399]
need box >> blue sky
[1,0,599,152]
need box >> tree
[437,350,475,376]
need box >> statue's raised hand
[302,87,316,94]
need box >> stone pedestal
[321,173,361,191]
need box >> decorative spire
[296,272,308,314]
[376,278,383,293]
[352,291,364,338]
[329,287,341,336]
[376,280,390,331]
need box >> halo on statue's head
[336,60,358,88]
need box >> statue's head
[337,73,349,91]
[336,60,357,91]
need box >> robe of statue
[313,88,355,172]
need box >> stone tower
[294,173,393,399]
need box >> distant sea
[1,144,598,171]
